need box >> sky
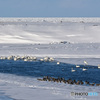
[0,0,100,17]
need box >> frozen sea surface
[0,18,100,43]
[0,18,100,100]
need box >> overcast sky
[0,0,100,17]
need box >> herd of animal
[37,76,100,86]
[0,55,54,62]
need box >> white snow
[0,18,100,43]
[0,73,100,100]
[0,18,100,100]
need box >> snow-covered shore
[0,73,99,100]
[1,43,100,66]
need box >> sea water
[0,59,100,84]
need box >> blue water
[0,59,100,83]
[0,91,13,100]
[0,95,13,100]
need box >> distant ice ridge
[0,17,100,23]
